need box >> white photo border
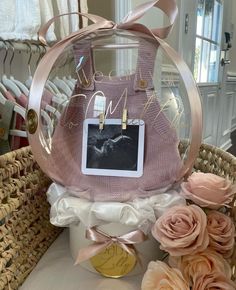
[81,119,145,178]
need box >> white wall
[167,0,197,70]
[130,0,164,28]
[87,0,115,20]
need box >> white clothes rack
[0,40,46,53]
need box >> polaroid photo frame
[81,119,145,178]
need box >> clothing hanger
[40,109,54,135]
[24,42,34,89]
[0,82,7,95]
[62,57,76,89]
[0,91,25,119]
[8,41,29,96]
[34,45,60,95]
[44,104,61,120]
[1,41,22,98]
[47,80,61,95]
[63,76,75,90]
[53,76,72,97]
[22,43,55,134]
[51,50,73,97]
[68,76,76,85]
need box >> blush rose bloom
[141,261,189,290]
[169,249,232,285]
[192,272,236,290]
[207,211,235,258]
[151,205,209,256]
[180,172,235,209]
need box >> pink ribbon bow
[75,227,148,265]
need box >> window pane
[212,1,223,43]
[203,0,214,39]
[196,0,204,36]
[194,0,223,83]
[194,37,202,82]
[208,44,220,82]
[200,40,210,82]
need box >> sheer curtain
[0,0,88,42]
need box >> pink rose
[141,261,189,290]
[180,172,235,209]
[169,249,232,285]
[151,205,209,256]
[207,211,235,258]
[192,272,236,290]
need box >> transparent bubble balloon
[29,29,194,202]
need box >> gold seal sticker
[26,109,38,134]
[90,244,137,278]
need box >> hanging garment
[49,37,183,202]
[68,0,79,33]
[14,0,41,40]
[0,0,15,40]
[56,0,80,38]
[39,0,56,42]
[78,0,88,27]
[4,92,28,150]
[0,100,14,154]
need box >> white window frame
[194,0,223,84]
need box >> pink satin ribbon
[28,0,202,182]
[75,227,147,265]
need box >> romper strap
[134,38,158,91]
[74,36,158,92]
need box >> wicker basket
[0,143,235,289]
[0,146,62,290]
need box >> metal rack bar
[0,41,46,53]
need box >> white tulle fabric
[56,0,80,39]
[79,0,88,27]
[47,183,186,233]
[14,0,41,41]
[0,0,16,40]
[0,0,41,41]
[39,0,56,42]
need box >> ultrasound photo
[87,124,139,170]
[82,119,145,177]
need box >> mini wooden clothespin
[99,112,105,130]
[122,109,128,130]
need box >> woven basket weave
[0,146,62,290]
[0,143,235,289]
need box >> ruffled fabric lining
[47,182,186,233]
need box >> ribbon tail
[122,0,159,24]
[133,246,144,269]
[75,241,112,265]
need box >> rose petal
[192,271,235,290]
[180,173,235,209]
[152,205,209,256]
[207,211,235,258]
[141,261,189,290]
[169,249,232,285]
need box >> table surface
[20,229,143,290]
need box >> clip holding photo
[122,109,128,130]
[99,112,105,130]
